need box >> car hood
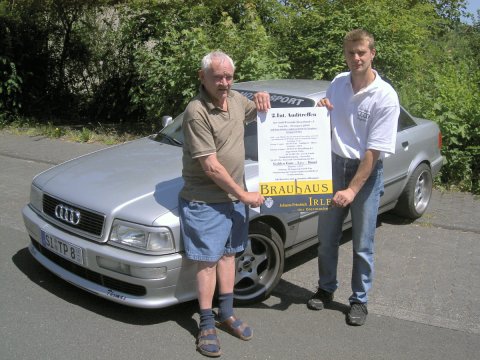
[34,137,184,225]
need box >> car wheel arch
[250,216,287,243]
[394,161,433,219]
[401,154,431,191]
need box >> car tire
[394,163,433,219]
[233,222,284,305]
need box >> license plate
[41,231,84,266]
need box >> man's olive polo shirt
[180,86,257,203]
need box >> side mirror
[161,116,173,128]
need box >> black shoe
[307,288,333,310]
[347,303,368,326]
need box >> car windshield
[153,91,315,153]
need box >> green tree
[129,0,289,121]
[263,0,438,84]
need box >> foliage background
[0,0,479,193]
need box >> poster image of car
[257,107,333,213]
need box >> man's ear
[198,69,204,82]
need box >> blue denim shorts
[178,197,249,262]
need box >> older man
[179,51,270,357]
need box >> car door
[381,107,418,209]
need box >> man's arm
[198,153,264,207]
[332,149,380,207]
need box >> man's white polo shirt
[326,70,400,160]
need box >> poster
[257,107,332,213]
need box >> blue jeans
[317,153,384,304]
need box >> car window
[398,107,417,132]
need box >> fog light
[97,257,130,275]
[97,257,167,279]
[130,266,167,280]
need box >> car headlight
[30,184,43,212]
[109,220,174,254]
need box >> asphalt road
[1,131,479,360]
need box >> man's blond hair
[344,29,375,50]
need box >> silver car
[22,80,443,308]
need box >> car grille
[31,238,147,296]
[43,194,105,237]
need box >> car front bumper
[22,205,197,308]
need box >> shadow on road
[378,212,416,226]
[259,277,350,315]
[248,229,355,315]
[12,247,199,336]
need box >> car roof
[233,79,330,102]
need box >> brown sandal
[215,315,253,341]
[196,328,221,357]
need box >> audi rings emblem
[54,204,81,225]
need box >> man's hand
[239,191,265,208]
[332,188,356,207]
[317,97,334,111]
[253,91,271,112]
[332,149,380,208]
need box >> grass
[1,117,142,145]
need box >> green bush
[399,39,480,193]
